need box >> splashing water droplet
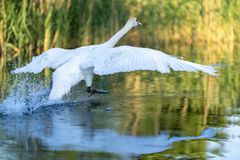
[0,76,51,116]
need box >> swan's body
[12,18,217,100]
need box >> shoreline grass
[0,0,239,64]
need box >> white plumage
[12,48,78,74]
[93,46,216,75]
[12,18,217,100]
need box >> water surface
[0,45,240,160]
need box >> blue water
[0,68,239,160]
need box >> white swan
[12,18,217,100]
[12,18,141,74]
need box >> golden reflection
[110,62,238,136]
[203,76,219,126]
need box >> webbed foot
[87,87,109,97]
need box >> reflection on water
[0,61,239,159]
[0,104,216,159]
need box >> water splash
[0,76,52,116]
[0,73,100,116]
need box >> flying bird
[12,18,217,100]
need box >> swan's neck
[105,25,132,47]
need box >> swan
[12,18,217,100]
[12,18,141,74]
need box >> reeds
[0,0,240,98]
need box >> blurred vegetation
[0,1,239,107]
[0,1,240,159]
[0,0,240,105]
[0,0,240,63]
[0,0,239,88]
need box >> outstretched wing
[11,48,78,74]
[93,46,217,76]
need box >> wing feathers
[93,46,217,76]
[11,48,77,74]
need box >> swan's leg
[83,67,94,88]
[83,68,109,96]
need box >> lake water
[0,44,240,160]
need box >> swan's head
[126,18,142,28]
